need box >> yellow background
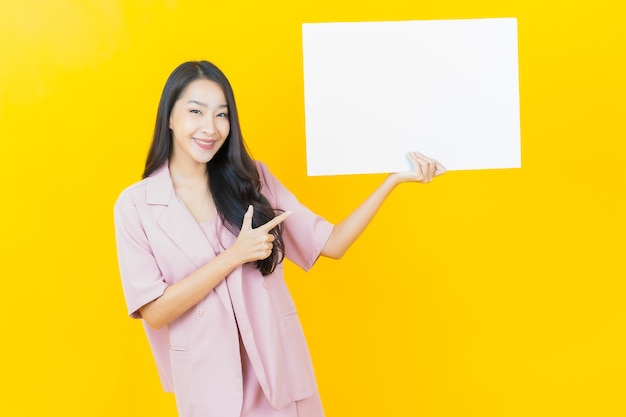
[1,0,624,416]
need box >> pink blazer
[114,161,333,416]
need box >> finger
[407,151,421,166]
[412,156,427,181]
[261,245,273,260]
[259,210,291,231]
[416,152,446,179]
[410,151,444,181]
[241,205,254,231]
[413,153,445,177]
[434,161,447,176]
[425,159,436,182]
[406,152,423,180]
[418,162,428,182]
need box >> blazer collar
[147,162,209,268]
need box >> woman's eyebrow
[187,100,228,109]
[187,100,207,107]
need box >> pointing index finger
[259,211,291,231]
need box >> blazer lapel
[158,200,210,268]
[146,163,233,311]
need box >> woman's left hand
[321,151,446,259]
[394,151,446,184]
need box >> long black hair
[143,61,284,275]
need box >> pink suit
[114,161,333,417]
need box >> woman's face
[169,78,230,168]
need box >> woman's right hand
[229,205,291,264]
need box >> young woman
[114,60,445,417]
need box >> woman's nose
[202,117,216,134]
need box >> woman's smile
[193,137,218,150]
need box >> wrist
[386,172,403,188]
[217,247,245,273]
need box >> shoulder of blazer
[254,160,278,204]
[145,163,174,206]
[115,163,174,211]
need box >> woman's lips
[193,138,216,150]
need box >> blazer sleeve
[257,161,334,271]
[114,189,169,318]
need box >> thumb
[241,205,254,231]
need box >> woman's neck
[169,159,209,189]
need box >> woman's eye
[190,109,201,115]
[217,112,229,118]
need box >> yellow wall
[1,1,624,416]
